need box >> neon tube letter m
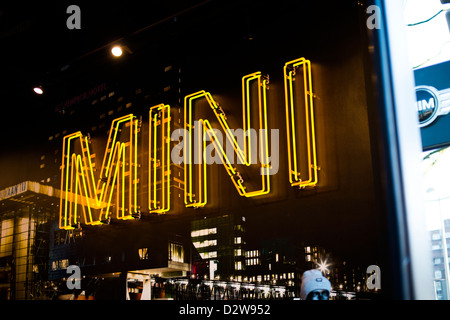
[59,114,140,229]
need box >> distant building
[329,259,370,298]
[248,239,302,283]
[190,214,246,281]
[429,219,450,300]
[0,182,59,300]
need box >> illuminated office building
[191,214,246,282]
[0,182,59,300]
[429,220,450,300]
[245,240,303,293]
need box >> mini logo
[316,278,322,282]
[416,86,440,127]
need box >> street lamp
[111,45,123,57]
[33,86,44,95]
[317,259,330,275]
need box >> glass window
[432,233,442,241]
[191,230,199,237]
[404,0,450,300]
[168,243,184,263]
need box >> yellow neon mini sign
[59,57,318,229]
[59,114,139,229]
[284,58,318,188]
[183,72,270,208]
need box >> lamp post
[317,259,330,276]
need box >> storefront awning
[0,181,60,213]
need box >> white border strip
[383,0,434,300]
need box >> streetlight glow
[111,45,123,57]
[317,259,330,274]
[33,86,43,95]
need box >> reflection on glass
[423,147,450,299]
[405,0,450,301]
[405,0,450,69]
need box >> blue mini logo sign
[416,86,439,128]
[414,60,450,150]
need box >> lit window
[432,233,441,240]
[61,259,69,269]
[169,243,184,263]
[193,239,217,249]
[235,261,242,270]
[139,248,149,260]
[51,259,69,270]
[234,237,241,244]
[191,230,200,237]
[200,251,216,259]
